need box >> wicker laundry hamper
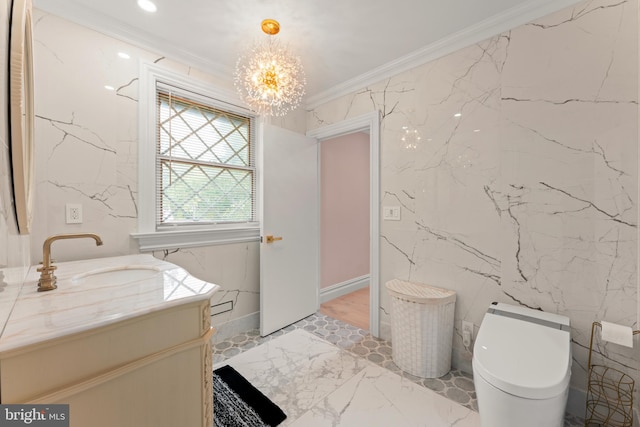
[386,279,456,378]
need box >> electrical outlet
[462,321,474,339]
[65,203,83,224]
[462,320,474,350]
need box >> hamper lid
[385,279,456,304]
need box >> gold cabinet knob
[265,235,283,244]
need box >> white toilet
[472,302,572,427]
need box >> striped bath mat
[213,365,287,427]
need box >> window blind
[155,84,256,228]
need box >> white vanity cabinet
[0,254,219,427]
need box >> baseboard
[211,311,259,342]
[379,320,391,343]
[320,275,369,303]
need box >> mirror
[8,0,35,234]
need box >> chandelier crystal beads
[234,19,306,117]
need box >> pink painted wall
[320,132,370,289]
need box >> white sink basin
[72,265,162,286]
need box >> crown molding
[305,0,583,109]
[34,0,583,111]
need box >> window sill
[131,225,260,252]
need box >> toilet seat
[473,304,572,400]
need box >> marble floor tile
[217,328,479,426]
[212,312,585,427]
[215,329,368,422]
[289,364,480,427]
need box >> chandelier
[234,19,306,117]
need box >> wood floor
[320,286,369,330]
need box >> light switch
[383,206,401,221]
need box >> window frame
[131,62,260,251]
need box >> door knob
[265,235,283,243]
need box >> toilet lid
[473,308,571,400]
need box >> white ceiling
[33,0,580,106]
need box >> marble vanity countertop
[0,254,219,354]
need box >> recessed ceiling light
[473,129,480,133]
[104,85,115,91]
[454,113,462,118]
[118,52,131,59]
[137,0,157,13]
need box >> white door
[260,123,319,336]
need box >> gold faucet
[37,233,104,292]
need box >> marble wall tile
[31,11,257,332]
[32,11,238,262]
[33,11,147,260]
[308,0,638,409]
[28,0,639,413]
[152,243,260,336]
[498,0,639,396]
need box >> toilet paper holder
[584,321,639,427]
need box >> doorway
[318,131,370,330]
[307,112,380,337]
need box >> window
[132,63,260,251]
[157,88,255,226]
